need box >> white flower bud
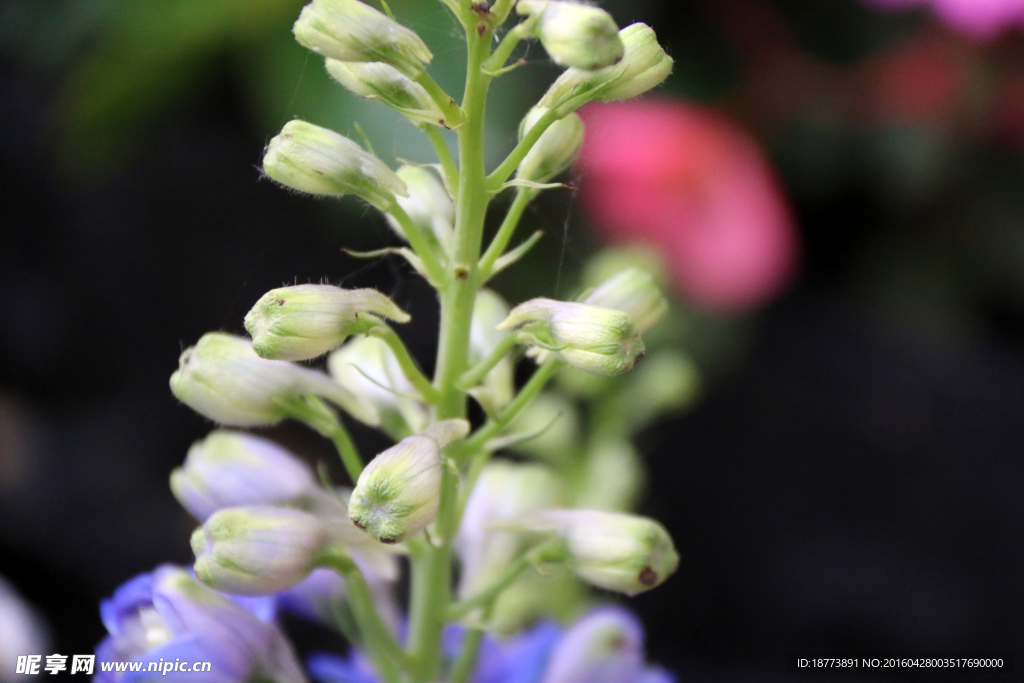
[540,23,672,114]
[326,60,446,127]
[170,332,361,427]
[171,431,319,522]
[348,420,469,544]
[293,0,432,79]
[517,106,584,182]
[468,289,515,412]
[262,120,407,210]
[517,0,623,70]
[574,440,643,511]
[244,284,410,361]
[327,335,429,438]
[498,298,645,376]
[456,460,561,600]
[192,506,329,595]
[385,166,455,256]
[507,509,678,595]
[583,268,667,334]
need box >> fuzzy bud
[263,120,407,210]
[385,166,455,256]
[583,268,667,334]
[326,59,446,127]
[171,431,318,522]
[498,298,645,376]
[507,509,678,595]
[348,420,469,543]
[517,0,623,70]
[327,335,429,438]
[244,284,409,361]
[540,23,672,115]
[170,333,361,427]
[293,0,432,78]
[517,106,584,182]
[192,506,329,595]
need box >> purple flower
[865,0,1024,38]
[95,565,307,683]
[307,607,672,683]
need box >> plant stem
[414,71,466,128]
[387,202,447,282]
[457,333,517,389]
[423,125,460,199]
[367,325,441,403]
[465,357,563,452]
[449,612,489,683]
[406,19,496,683]
[486,108,558,191]
[479,188,533,276]
[330,422,364,482]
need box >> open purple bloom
[95,565,306,683]
[308,607,672,683]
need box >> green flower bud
[244,284,409,361]
[498,298,645,376]
[262,120,407,210]
[574,440,644,511]
[509,509,678,595]
[170,332,360,427]
[539,23,672,115]
[385,166,455,256]
[327,335,429,438]
[517,106,584,182]
[192,506,329,595]
[583,268,667,334]
[468,289,515,412]
[293,0,432,79]
[348,420,469,544]
[326,60,446,127]
[619,351,699,429]
[517,0,623,70]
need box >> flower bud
[540,23,672,114]
[542,606,652,683]
[348,420,469,543]
[517,0,623,70]
[508,509,678,595]
[171,430,319,522]
[517,106,584,182]
[244,284,410,361]
[574,440,643,511]
[468,289,515,412]
[327,335,429,438]
[263,120,407,210]
[498,298,645,376]
[326,59,446,127]
[192,506,329,595]
[583,268,667,334]
[170,332,362,427]
[385,166,455,255]
[293,0,432,78]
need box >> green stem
[482,20,532,75]
[450,613,489,683]
[387,202,447,283]
[279,396,363,483]
[329,421,363,483]
[479,188,533,277]
[457,334,517,390]
[465,358,563,452]
[321,553,408,683]
[423,125,460,200]
[414,71,467,128]
[486,108,558,191]
[447,553,532,620]
[406,22,496,683]
[367,325,441,403]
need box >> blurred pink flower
[577,100,799,313]
[866,0,1024,38]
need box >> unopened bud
[508,509,678,595]
[245,284,409,361]
[540,23,672,114]
[293,0,432,78]
[517,106,584,182]
[263,120,407,210]
[385,166,454,255]
[542,607,653,683]
[192,506,329,595]
[583,268,667,334]
[326,60,445,127]
[171,431,318,522]
[498,298,645,376]
[468,289,515,412]
[517,0,623,70]
[575,440,643,511]
[170,333,357,427]
[327,335,429,438]
[348,420,469,543]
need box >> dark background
[1,0,1023,679]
